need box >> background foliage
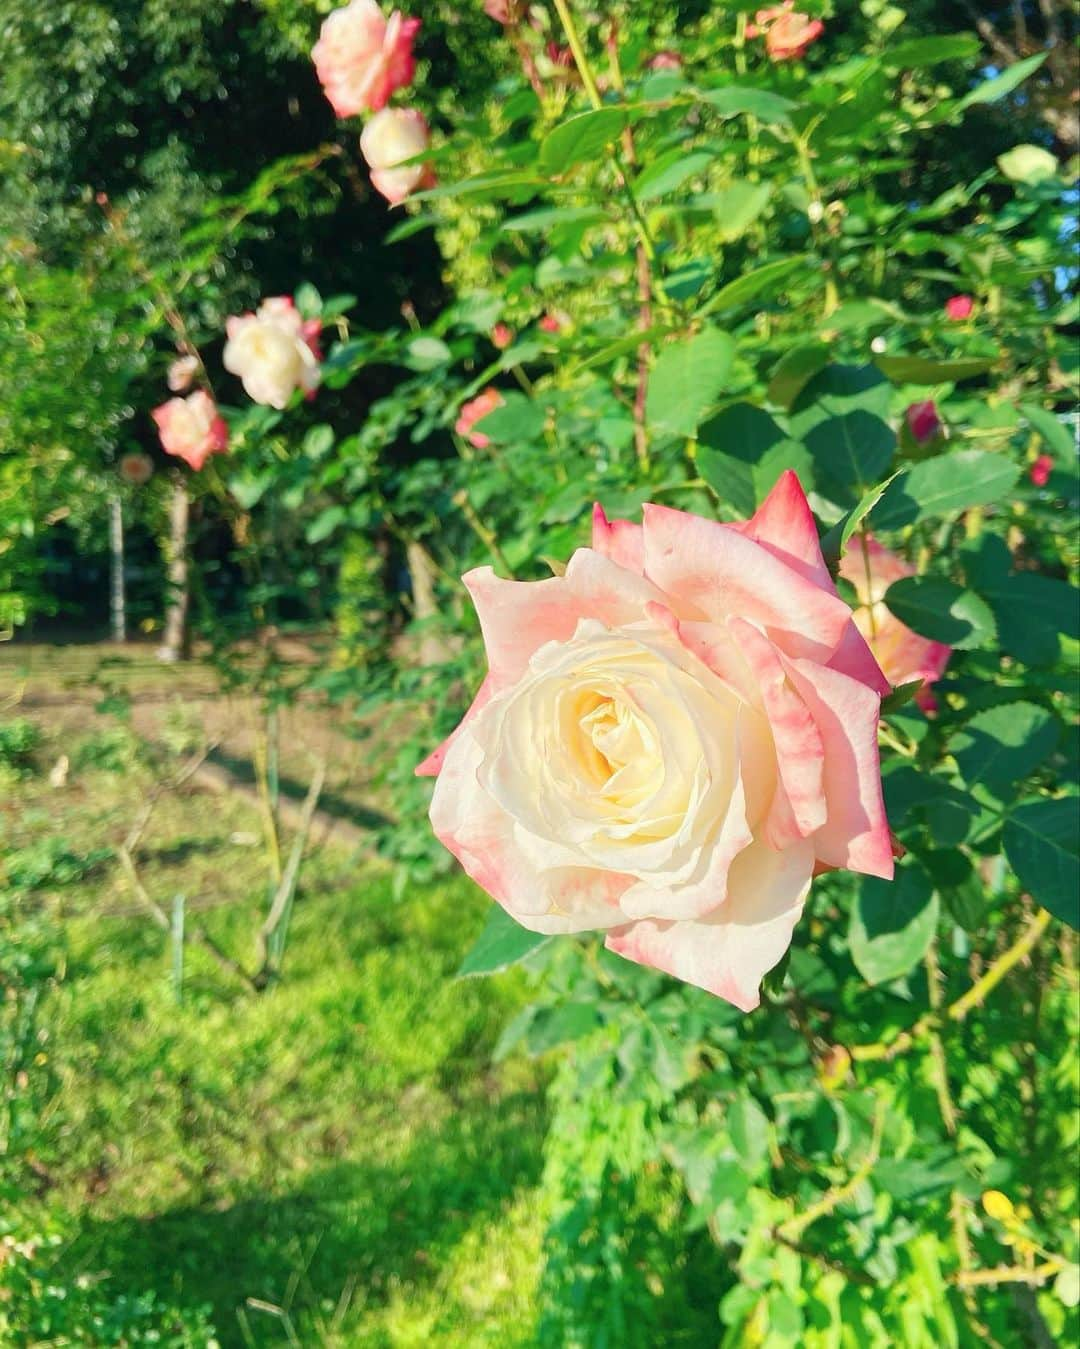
[2,0,1078,1343]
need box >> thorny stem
[852,908,1054,1062]
[453,489,514,576]
[778,1093,886,1241]
[925,942,958,1136]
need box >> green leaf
[964,535,1080,665]
[880,679,924,716]
[294,281,322,318]
[526,1002,602,1053]
[884,577,996,649]
[951,702,1059,798]
[305,506,346,544]
[955,51,1049,112]
[1003,797,1080,929]
[711,181,773,241]
[804,411,896,492]
[474,391,546,443]
[633,149,715,201]
[850,864,939,985]
[998,143,1059,185]
[698,255,811,318]
[1020,402,1075,456]
[874,354,998,384]
[303,424,335,460]
[539,108,627,173]
[789,363,892,436]
[501,205,606,232]
[404,336,452,371]
[873,450,1021,530]
[412,170,542,203]
[768,343,830,409]
[697,403,793,517]
[457,905,551,976]
[646,329,735,438]
[698,85,798,123]
[728,1093,770,1172]
[883,34,981,67]
[922,849,986,931]
[572,325,671,373]
[820,470,904,570]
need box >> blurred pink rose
[119,453,154,485]
[151,392,229,471]
[419,472,894,1011]
[223,297,321,409]
[538,314,561,334]
[166,354,199,393]
[647,51,683,71]
[360,107,433,205]
[839,535,950,709]
[748,2,824,60]
[546,42,574,68]
[1030,453,1054,487]
[492,323,514,350]
[312,0,420,117]
[455,388,503,448]
[945,294,974,320]
[484,0,512,22]
[905,399,942,445]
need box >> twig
[925,943,958,1135]
[955,1261,1062,1289]
[778,1094,886,1241]
[771,1230,877,1286]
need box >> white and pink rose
[223,296,321,409]
[151,391,229,471]
[312,0,420,117]
[359,107,433,205]
[420,473,896,1012]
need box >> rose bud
[492,323,514,350]
[945,294,974,320]
[359,107,433,206]
[484,0,513,22]
[455,388,503,449]
[538,314,561,334]
[750,2,824,60]
[1030,453,1054,487]
[119,453,154,485]
[223,297,321,409]
[151,392,229,471]
[166,354,199,393]
[419,472,895,1012]
[905,399,942,446]
[312,0,420,117]
[647,51,683,72]
[839,534,950,711]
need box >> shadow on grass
[66,1091,546,1347]
[209,747,393,835]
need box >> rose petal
[781,656,893,878]
[605,839,814,1012]
[592,503,645,574]
[729,469,833,592]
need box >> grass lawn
[2,646,551,1346]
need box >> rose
[151,391,228,471]
[223,297,321,409]
[491,323,514,351]
[419,473,894,1011]
[166,354,199,393]
[359,107,433,205]
[483,0,513,23]
[905,399,942,445]
[747,2,824,60]
[538,313,561,334]
[838,535,950,709]
[1030,453,1053,487]
[945,294,974,320]
[455,388,503,448]
[647,51,683,71]
[311,0,420,117]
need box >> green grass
[2,701,551,1346]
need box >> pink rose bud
[119,453,154,485]
[546,41,574,68]
[311,0,420,117]
[223,297,321,409]
[167,354,200,393]
[839,535,951,704]
[484,0,512,22]
[492,323,514,350]
[359,107,433,205]
[1030,453,1054,487]
[647,50,683,71]
[151,392,229,472]
[418,472,895,1013]
[455,388,503,449]
[751,1,824,60]
[538,314,561,334]
[905,399,941,445]
[945,294,974,320]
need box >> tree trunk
[109,493,126,643]
[158,477,190,662]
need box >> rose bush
[421,473,895,1011]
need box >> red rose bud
[945,294,974,320]
[1030,453,1053,487]
[905,400,941,445]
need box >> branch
[959,0,1018,65]
[778,1094,886,1241]
[955,1261,1062,1289]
